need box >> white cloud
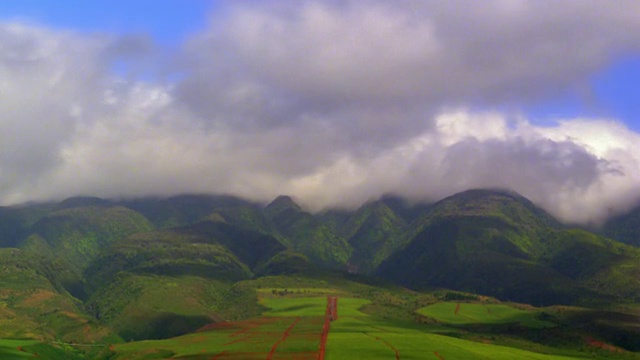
[1,2,640,225]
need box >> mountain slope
[18,205,154,298]
[82,220,285,341]
[338,199,408,273]
[375,189,639,305]
[264,196,353,267]
[119,194,257,229]
[0,248,118,344]
[85,220,286,291]
[602,204,640,247]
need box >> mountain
[82,219,285,340]
[264,196,353,267]
[0,190,638,357]
[337,199,409,273]
[17,205,154,298]
[119,194,257,229]
[0,248,117,344]
[602,204,640,247]
[0,204,54,247]
[375,189,640,305]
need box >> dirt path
[266,317,302,360]
[363,333,400,360]
[433,351,445,359]
[210,350,227,359]
[454,303,461,315]
[585,337,621,352]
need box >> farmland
[105,290,639,360]
[0,192,638,359]
[417,302,554,328]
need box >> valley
[0,189,638,359]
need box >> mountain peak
[265,195,302,214]
[59,196,109,209]
[431,188,560,229]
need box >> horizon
[1,1,640,225]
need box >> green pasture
[0,340,38,359]
[109,296,634,360]
[417,302,554,328]
[110,297,333,359]
[261,296,370,317]
[324,299,595,360]
[112,317,324,359]
[0,339,83,360]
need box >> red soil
[433,351,445,359]
[375,336,400,360]
[318,296,338,360]
[266,317,302,360]
[210,350,228,359]
[586,337,622,352]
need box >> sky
[1,0,640,225]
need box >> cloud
[1,1,640,226]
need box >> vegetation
[602,204,640,246]
[0,190,637,358]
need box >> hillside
[18,205,154,298]
[264,196,353,267]
[338,199,409,273]
[602,204,640,246]
[375,189,640,306]
[0,190,637,358]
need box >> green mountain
[602,204,640,247]
[17,205,154,298]
[375,189,640,306]
[119,194,258,229]
[0,248,118,345]
[264,196,353,267]
[0,190,638,358]
[82,220,285,340]
[338,199,409,273]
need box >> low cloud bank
[1,1,640,225]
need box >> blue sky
[0,1,639,223]
[0,0,213,44]
[528,56,640,131]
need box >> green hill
[17,205,154,298]
[119,194,257,229]
[0,190,638,358]
[339,199,409,273]
[82,220,285,341]
[264,196,353,267]
[376,189,640,306]
[0,248,118,345]
[602,204,640,246]
[85,274,263,341]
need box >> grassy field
[93,289,640,359]
[109,293,333,359]
[417,302,554,328]
[0,339,84,360]
[326,299,598,360]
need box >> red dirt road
[266,317,302,360]
[362,333,400,360]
